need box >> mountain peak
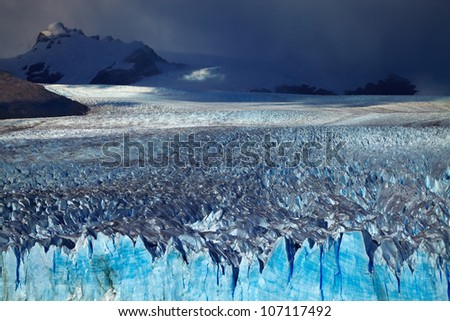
[36,22,85,43]
[0,22,177,85]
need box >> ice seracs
[0,85,448,300]
[0,232,447,300]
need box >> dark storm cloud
[1,0,449,93]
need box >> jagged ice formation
[1,124,449,300]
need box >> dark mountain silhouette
[345,74,418,95]
[0,72,89,119]
[275,84,336,95]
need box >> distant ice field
[0,84,449,142]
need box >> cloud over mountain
[1,0,449,93]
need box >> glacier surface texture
[0,87,449,300]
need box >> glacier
[0,86,449,300]
[0,232,447,301]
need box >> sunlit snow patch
[182,67,226,81]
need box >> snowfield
[0,85,449,142]
[0,85,449,300]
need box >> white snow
[39,22,77,39]
[182,67,226,82]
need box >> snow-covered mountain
[0,22,329,92]
[0,22,177,85]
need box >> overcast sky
[1,0,449,93]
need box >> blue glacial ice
[0,125,449,301]
[0,232,447,300]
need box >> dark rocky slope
[0,72,89,119]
